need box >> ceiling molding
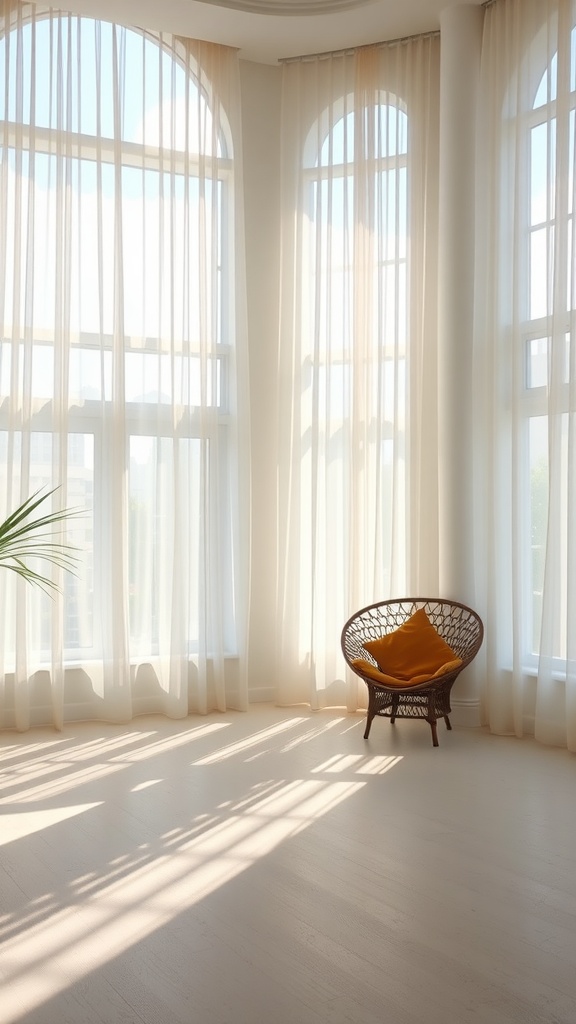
[193,0,373,13]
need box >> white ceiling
[57,0,485,64]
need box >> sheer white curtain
[475,0,576,749]
[0,0,250,729]
[277,39,441,709]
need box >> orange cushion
[351,656,463,688]
[362,608,462,682]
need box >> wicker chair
[341,598,484,747]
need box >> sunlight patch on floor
[312,753,403,775]
[3,722,229,803]
[191,717,307,764]
[1,775,365,1022]
[0,713,407,1023]
[0,803,103,846]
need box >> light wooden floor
[1,705,575,1024]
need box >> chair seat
[350,655,464,688]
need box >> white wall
[437,5,484,725]
[239,60,282,702]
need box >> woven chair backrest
[341,598,484,670]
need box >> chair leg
[390,694,399,723]
[364,686,377,738]
[363,710,376,739]
[429,718,439,747]
[444,715,452,731]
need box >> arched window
[304,96,408,383]
[0,6,246,725]
[522,25,576,661]
[298,93,409,602]
[275,36,442,710]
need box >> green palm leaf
[0,488,82,595]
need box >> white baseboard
[450,697,482,728]
[248,687,277,704]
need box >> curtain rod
[278,27,440,64]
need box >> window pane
[529,414,570,660]
[529,416,548,656]
[370,103,408,158]
[377,261,407,350]
[530,120,555,225]
[371,357,406,428]
[376,166,407,260]
[533,54,557,108]
[525,335,570,389]
[530,226,552,319]
[128,436,229,653]
[309,176,354,352]
[317,364,350,422]
[319,109,353,166]
[64,434,94,651]
[129,435,171,653]
[124,352,222,406]
[526,337,548,388]
[565,109,569,217]
[69,348,112,402]
[318,103,408,166]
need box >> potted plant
[0,488,80,593]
